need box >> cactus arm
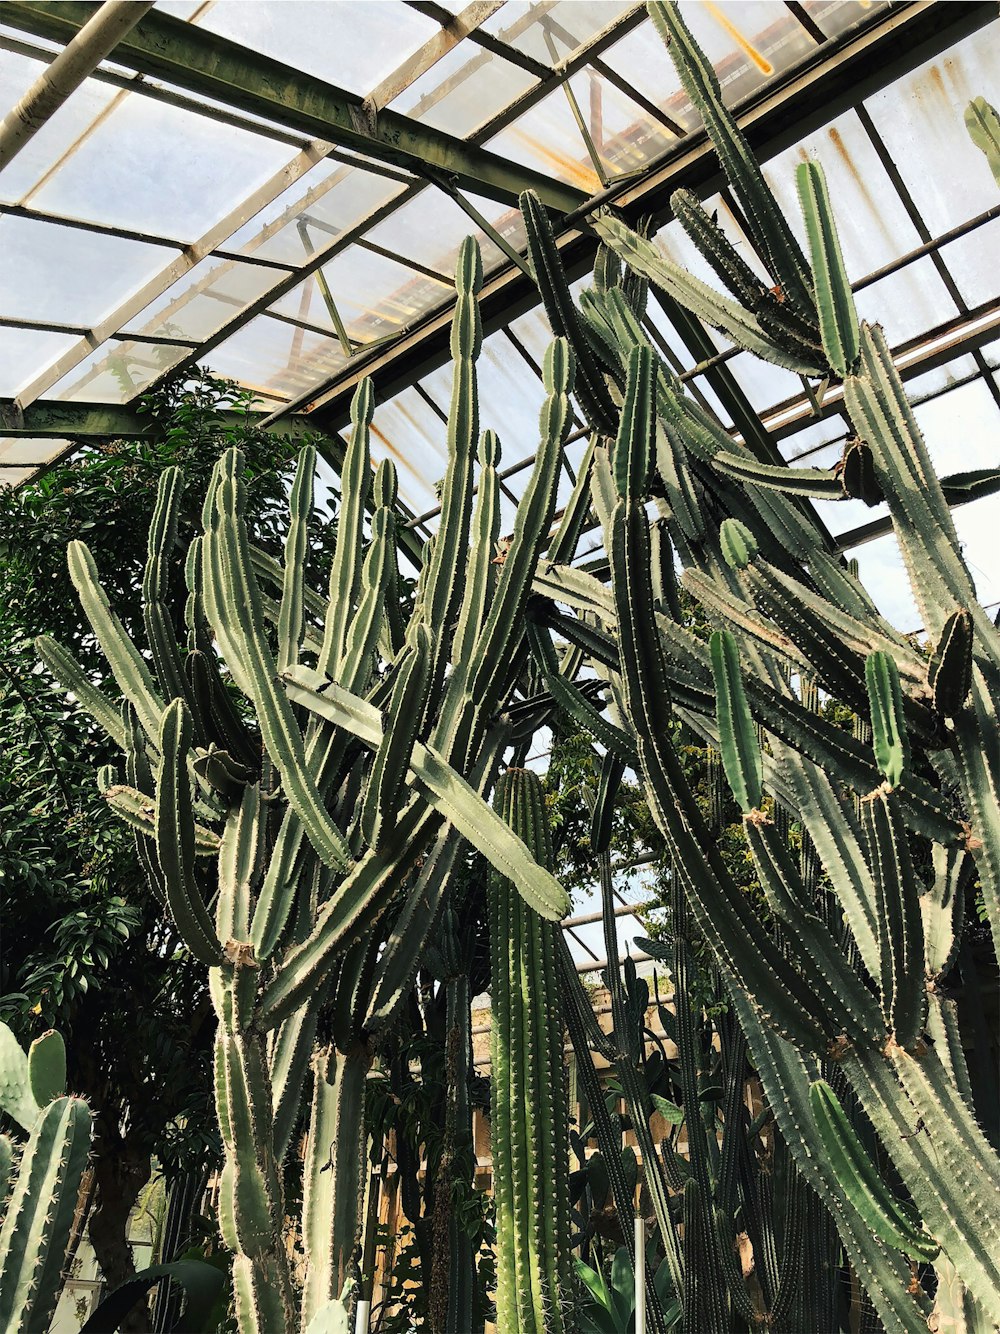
[521,190,619,436]
[710,450,844,497]
[860,789,927,1048]
[276,444,316,675]
[318,381,374,676]
[142,466,196,720]
[301,1044,370,1327]
[490,768,571,1332]
[26,1032,65,1108]
[809,1081,938,1260]
[203,453,353,872]
[0,1024,41,1132]
[34,634,127,750]
[710,629,762,813]
[417,237,481,689]
[647,1,815,314]
[796,160,860,377]
[335,508,392,689]
[593,212,821,375]
[449,429,501,675]
[268,1002,319,1165]
[682,570,808,670]
[103,782,220,855]
[612,343,654,501]
[360,623,433,849]
[67,540,165,741]
[966,97,1000,187]
[0,1097,93,1334]
[217,781,261,944]
[866,652,910,789]
[547,435,596,566]
[155,700,223,966]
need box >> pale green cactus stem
[490,767,571,1334]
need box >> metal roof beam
[0,399,317,440]
[2,1,586,214]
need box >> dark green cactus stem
[490,768,570,1334]
[796,159,859,377]
[0,1096,93,1334]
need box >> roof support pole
[0,0,153,170]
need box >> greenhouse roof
[1,0,999,642]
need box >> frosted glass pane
[365,191,510,280]
[0,466,38,487]
[0,437,64,466]
[853,257,958,347]
[206,315,348,401]
[763,110,922,278]
[564,68,676,176]
[0,326,79,396]
[802,2,891,41]
[0,54,116,203]
[864,28,1000,236]
[939,216,1000,310]
[725,351,802,417]
[32,91,295,239]
[370,385,446,519]
[227,161,407,269]
[0,216,170,325]
[953,492,1000,611]
[676,1,815,105]
[912,378,1000,476]
[270,248,450,344]
[482,2,633,67]
[122,257,285,342]
[390,42,536,137]
[48,340,191,403]
[199,1,438,96]
[601,20,691,129]
[843,532,919,631]
[476,331,547,449]
[486,87,603,192]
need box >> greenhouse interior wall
[2,0,1000,1331]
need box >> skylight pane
[365,191,510,281]
[122,256,286,343]
[0,326,79,397]
[481,2,634,68]
[30,91,296,240]
[207,315,347,402]
[47,339,191,403]
[199,1,439,97]
[370,384,447,519]
[486,86,604,193]
[939,217,1000,310]
[676,0,815,103]
[390,41,537,137]
[0,216,170,326]
[0,52,116,204]
[853,257,959,347]
[0,437,62,467]
[864,28,1000,238]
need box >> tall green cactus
[490,768,571,1334]
[0,1023,92,1334]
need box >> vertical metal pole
[635,1214,646,1334]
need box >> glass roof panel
[268,247,452,345]
[853,257,960,347]
[0,215,172,326]
[600,18,690,125]
[938,217,1000,311]
[0,326,79,397]
[29,86,296,239]
[205,315,348,402]
[225,161,409,270]
[0,50,116,203]
[47,339,192,403]
[953,491,1000,612]
[198,1,440,96]
[481,2,635,67]
[0,437,60,466]
[842,531,919,631]
[389,40,538,138]
[762,109,924,278]
[364,190,510,281]
[675,1,817,106]
[485,85,604,192]
[863,28,1000,238]
[563,66,678,176]
[802,2,887,41]
[0,465,38,487]
[370,384,447,520]
[121,256,287,343]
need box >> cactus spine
[490,768,570,1334]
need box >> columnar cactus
[0,1024,92,1334]
[490,767,571,1334]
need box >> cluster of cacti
[38,235,577,1331]
[0,1024,92,1334]
[514,2,1000,1330]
